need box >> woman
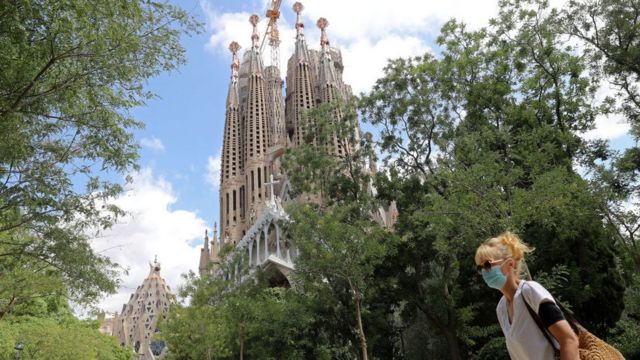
[475,231,579,360]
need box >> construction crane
[259,0,282,69]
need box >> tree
[286,203,395,360]
[161,269,341,360]
[0,289,132,360]
[282,99,399,359]
[0,316,132,359]
[360,1,625,357]
[0,0,198,310]
[563,0,640,138]
[562,0,640,275]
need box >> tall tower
[263,1,286,150]
[316,17,346,156]
[244,15,269,221]
[285,2,316,147]
[199,226,221,277]
[220,42,244,243]
[264,68,285,148]
[203,2,364,275]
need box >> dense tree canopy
[0,291,132,359]
[0,0,198,312]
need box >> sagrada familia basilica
[198,1,397,283]
[104,2,396,358]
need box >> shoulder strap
[521,282,560,354]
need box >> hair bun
[498,231,533,261]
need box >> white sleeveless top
[496,281,559,360]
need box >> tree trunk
[443,327,462,360]
[352,287,369,360]
[239,325,244,360]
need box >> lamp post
[14,342,24,360]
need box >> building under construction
[199,2,397,282]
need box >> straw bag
[522,282,625,360]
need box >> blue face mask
[482,265,507,290]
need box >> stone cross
[265,174,280,202]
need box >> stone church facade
[199,2,397,282]
[112,258,176,359]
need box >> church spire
[199,229,210,277]
[220,41,244,245]
[250,14,260,50]
[212,222,218,247]
[292,2,309,61]
[226,42,240,107]
[243,13,269,222]
[229,41,240,82]
[149,255,161,276]
[287,2,315,147]
[317,17,336,84]
[317,17,330,49]
[293,2,304,37]
[248,15,264,74]
[210,222,221,265]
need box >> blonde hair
[475,231,534,277]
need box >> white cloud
[294,0,500,40]
[202,0,630,139]
[140,137,165,152]
[201,0,434,95]
[341,35,430,95]
[583,113,630,141]
[582,82,631,141]
[90,168,207,313]
[205,150,222,190]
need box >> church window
[233,190,237,211]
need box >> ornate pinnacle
[293,2,304,34]
[229,41,240,80]
[317,17,330,48]
[229,41,240,55]
[249,14,260,48]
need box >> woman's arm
[547,318,579,360]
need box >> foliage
[608,274,640,359]
[0,291,131,360]
[563,0,640,276]
[475,337,510,360]
[359,0,626,357]
[161,270,344,360]
[0,316,132,360]
[282,99,371,206]
[0,0,198,312]
[160,0,640,358]
[286,202,397,360]
[282,97,400,359]
[564,0,640,138]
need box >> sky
[91,0,634,314]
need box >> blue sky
[92,0,635,313]
[129,2,226,226]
